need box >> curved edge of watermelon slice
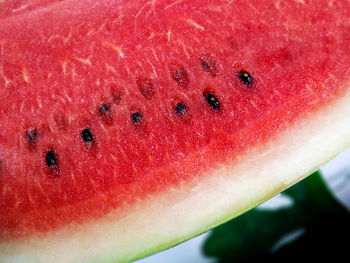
[1,83,350,263]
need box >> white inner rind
[2,85,350,263]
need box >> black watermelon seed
[170,66,190,88]
[173,102,191,123]
[238,70,253,86]
[99,103,110,115]
[204,92,221,111]
[131,112,142,124]
[46,150,58,168]
[175,102,186,116]
[82,128,93,142]
[98,103,113,125]
[200,56,218,77]
[26,129,37,146]
[137,77,155,100]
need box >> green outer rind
[2,83,350,263]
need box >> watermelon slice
[0,0,349,262]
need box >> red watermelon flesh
[0,0,350,262]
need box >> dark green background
[203,171,350,262]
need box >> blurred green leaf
[203,171,350,262]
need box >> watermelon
[0,0,349,262]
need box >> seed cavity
[110,85,122,104]
[137,77,155,100]
[54,113,68,130]
[131,112,142,124]
[45,150,59,175]
[82,127,93,142]
[238,70,253,86]
[98,103,113,125]
[169,65,190,88]
[204,91,221,111]
[200,55,218,77]
[26,128,38,147]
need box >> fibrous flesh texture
[0,0,349,262]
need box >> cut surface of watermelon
[0,0,350,262]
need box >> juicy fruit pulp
[0,0,350,262]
